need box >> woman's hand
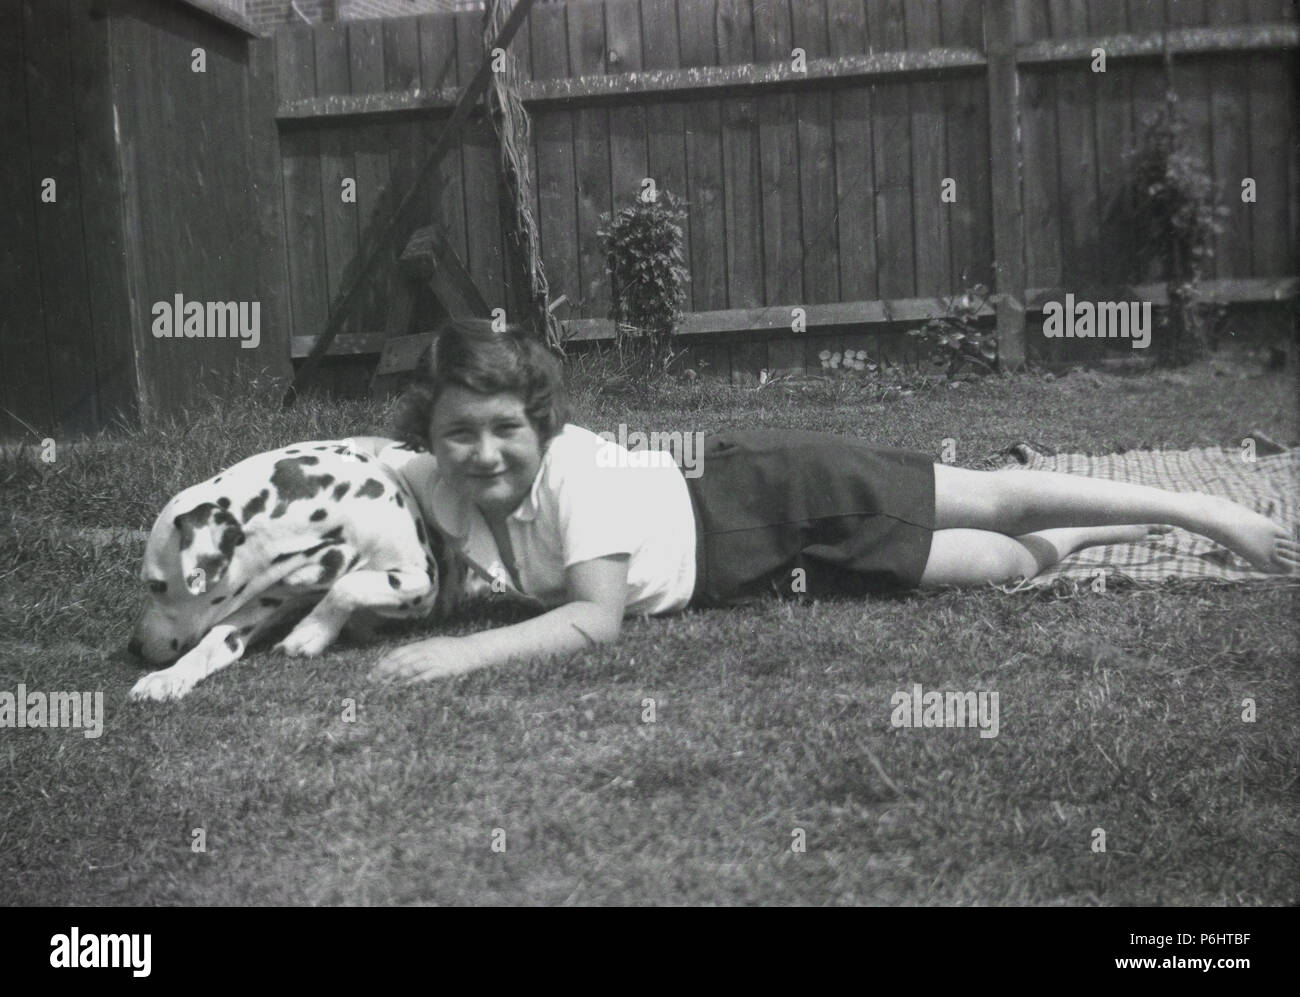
[369,636,474,684]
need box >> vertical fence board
[1247,0,1295,275]
[867,0,914,298]
[315,22,360,336]
[829,0,876,303]
[1207,0,1252,279]
[680,0,728,313]
[792,0,838,308]
[418,14,467,266]
[642,0,691,309]
[348,21,392,335]
[985,0,1028,367]
[278,27,328,349]
[1050,1,1102,286]
[569,1,613,319]
[455,9,505,310]
[23,0,96,431]
[2,0,53,434]
[754,0,802,309]
[605,0,648,205]
[904,2,950,297]
[531,2,579,315]
[719,0,763,310]
[71,0,136,426]
[1091,0,1135,285]
[941,0,990,289]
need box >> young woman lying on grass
[366,320,1297,683]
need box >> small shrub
[905,283,997,378]
[1126,89,1227,367]
[598,188,691,385]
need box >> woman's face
[428,386,543,523]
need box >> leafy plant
[905,283,997,378]
[598,188,691,384]
[1126,88,1227,367]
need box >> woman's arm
[369,554,630,683]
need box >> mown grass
[1,348,1296,905]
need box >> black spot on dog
[357,478,385,499]
[388,572,400,589]
[225,632,241,650]
[355,454,369,462]
[316,547,345,586]
[269,457,334,518]
[149,580,167,594]
[394,492,405,508]
[412,594,422,604]
[234,582,248,597]
[398,600,409,610]
[347,553,361,571]
[211,595,226,605]
[333,482,350,501]
[274,528,346,564]
[242,488,269,523]
[173,503,217,551]
[310,508,327,522]
[213,476,222,484]
[260,596,283,607]
[286,449,299,455]
[217,497,231,509]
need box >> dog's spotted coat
[129,440,453,701]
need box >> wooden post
[984,0,1026,370]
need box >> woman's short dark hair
[392,319,569,449]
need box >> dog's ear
[173,503,245,595]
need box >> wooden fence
[273,0,1297,384]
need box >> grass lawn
[1,348,1296,905]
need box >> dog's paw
[274,618,338,657]
[130,669,196,702]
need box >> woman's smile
[428,386,544,521]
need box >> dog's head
[128,499,246,664]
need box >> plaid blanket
[991,442,1300,591]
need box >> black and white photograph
[1,0,1296,927]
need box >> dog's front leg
[130,625,246,701]
[274,568,435,657]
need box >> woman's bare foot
[1183,494,1299,573]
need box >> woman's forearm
[456,600,622,673]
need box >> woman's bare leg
[920,524,1167,588]
[932,465,1299,574]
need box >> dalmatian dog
[128,439,450,701]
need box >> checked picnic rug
[992,442,1300,590]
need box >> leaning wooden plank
[399,226,490,319]
[287,0,537,403]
